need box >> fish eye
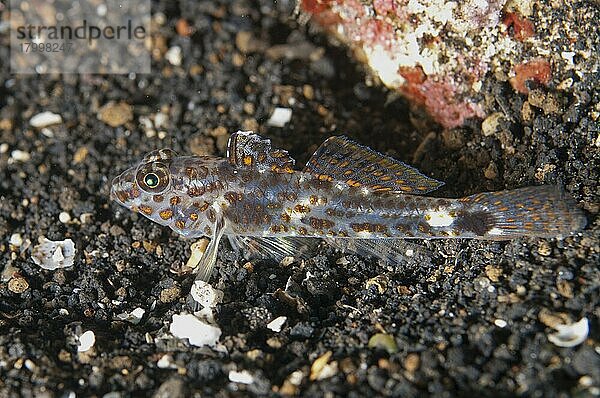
[136,162,170,193]
[144,173,160,188]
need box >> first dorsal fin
[303,136,444,194]
[227,131,296,173]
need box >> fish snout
[110,167,138,206]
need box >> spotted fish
[111,131,586,281]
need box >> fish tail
[456,186,586,239]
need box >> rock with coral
[300,0,599,129]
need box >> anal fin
[303,136,443,194]
[325,238,429,265]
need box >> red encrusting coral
[510,58,552,94]
[300,0,340,26]
[398,66,485,128]
[502,12,535,41]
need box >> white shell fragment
[9,233,23,247]
[548,317,589,348]
[185,239,209,269]
[229,370,254,384]
[30,111,63,128]
[267,107,292,127]
[170,313,221,347]
[10,150,31,162]
[77,330,96,352]
[31,237,76,270]
[267,316,287,332]
[116,307,146,324]
[190,280,224,309]
[165,46,183,66]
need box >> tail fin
[458,186,586,240]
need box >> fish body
[111,131,586,280]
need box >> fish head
[111,149,180,225]
[111,149,226,237]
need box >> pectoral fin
[194,218,226,282]
[227,235,321,262]
[303,136,443,194]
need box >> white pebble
[9,233,23,247]
[59,212,71,223]
[157,354,176,369]
[116,307,146,324]
[11,150,31,162]
[154,112,168,128]
[30,111,63,128]
[229,370,254,384]
[31,237,76,270]
[170,313,221,347]
[165,46,182,66]
[79,213,93,224]
[267,107,292,127]
[77,330,95,352]
[494,319,507,328]
[548,317,589,347]
[267,316,287,332]
[0,143,8,153]
[190,280,224,309]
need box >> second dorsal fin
[227,131,296,173]
[303,136,443,194]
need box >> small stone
[0,143,8,153]
[73,147,89,164]
[243,102,255,115]
[170,313,221,347]
[485,265,502,282]
[267,107,292,127]
[59,212,71,223]
[30,111,62,128]
[366,275,388,293]
[481,112,503,136]
[310,351,333,381]
[368,333,398,354]
[404,353,420,373]
[229,370,254,384]
[547,317,589,348]
[235,31,265,54]
[98,101,133,127]
[78,330,96,352]
[185,239,209,269]
[303,85,314,100]
[175,18,194,37]
[484,162,498,180]
[521,101,535,123]
[8,277,29,293]
[9,233,23,247]
[31,237,76,270]
[116,307,145,324]
[537,241,552,256]
[556,280,573,298]
[165,46,183,66]
[160,286,181,303]
[190,280,223,309]
[154,112,168,129]
[494,319,507,328]
[11,150,31,162]
[266,316,287,332]
[266,337,283,349]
